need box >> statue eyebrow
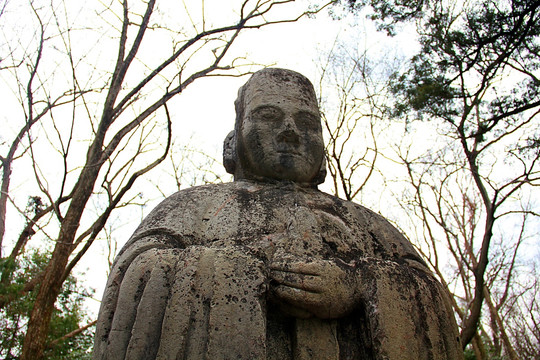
[295,110,318,118]
[251,104,282,113]
[251,105,318,117]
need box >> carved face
[237,78,324,183]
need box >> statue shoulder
[124,182,243,246]
[158,182,239,204]
[324,193,428,269]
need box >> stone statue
[93,68,463,360]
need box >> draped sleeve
[93,184,269,360]
[349,204,463,359]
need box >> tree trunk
[472,334,487,360]
[20,158,102,359]
[20,241,72,359]
[0,160,12,258]
[484,287,519,360]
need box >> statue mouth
[276,146,300,155]
[277,150,300,157]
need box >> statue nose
[277,116,300,143]
[277,126,300,144]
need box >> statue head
[223,68,326,186]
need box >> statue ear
[223,130,237,175]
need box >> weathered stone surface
[94,68,463,359]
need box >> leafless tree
[394,136,538,359]
[152,138,229,196]
[317,2,540,355]
[316,40,399,201]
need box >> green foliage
[0,251,94,359]
[338,0,425,35]
[340,1,540,140]
[390,1,540,134]
[463,340,511,360]
[463,346,478,360]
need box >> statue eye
[295,112,320,131]
[253,107,281,122]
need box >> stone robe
[93,180,462,359]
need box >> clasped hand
[269,258,359,319]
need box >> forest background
[0,0,538,359]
